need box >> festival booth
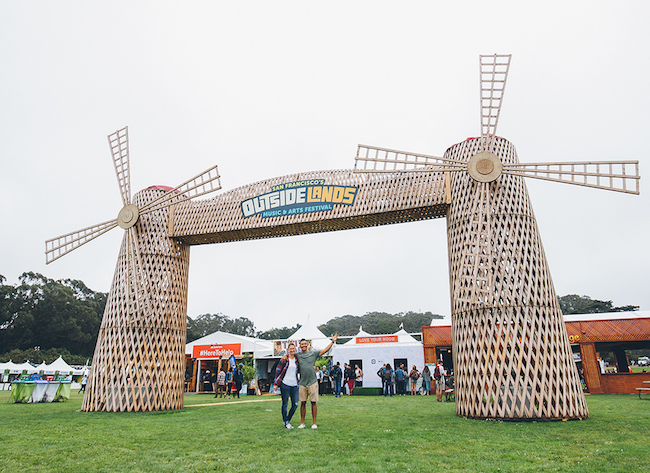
[1,361,38,390]
[422,311,650,394]
[331,325,425,389]
[9,357,74,402]
[185,331,273,393]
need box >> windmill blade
[108,127,131,206]
[138,164,222,216]
[503,160,640,194]
[480,54,511,152]
[45,219,119,264]
[354,144,466,173]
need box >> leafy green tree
[186,313,257,342]
[558,294,639,315]
[318,311,443,336]
[257,324,302,340]
[0,272,105,358]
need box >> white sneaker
[285,423,293,429]
[297,423,305,429]
[311,424,318,429]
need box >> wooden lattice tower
[353,54,639,420]
[46,128,222,412]
[46,55,639,417]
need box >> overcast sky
[1,1,648,332]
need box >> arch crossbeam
[168,169,449,245]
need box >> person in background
[409,365,420,395]
[421,365,432,396]
[274,341,300,429]
[216,367,226,398]
[331,362,343,397]
[78,373,88,393]
[233,363,244,399]
[225,367,233,399]
[345,363,355,395]
[354,364,363,387]
[322,368,330,395]
[296,335,338,429]
[377,363,386,395]
[383,363,394,397]
[435,359,447,402]
[395,364,406,395]
[316,366,323,395]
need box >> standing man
[435,358,447,402]
[233,363,244,399]
[395,364,405,395]
[331,362,342,397]
[377,364,386,396]
[296,335,337,429]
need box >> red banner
[356,335,398,344]
[192,344,241,359]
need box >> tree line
[0,272,639,363]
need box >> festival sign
[241,179,358,219]
[192,343,242,359]
[356,335,398,344]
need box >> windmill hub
[468,151,502,183]
[117,204,139,229]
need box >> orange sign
[356,335,398,344]
[192,344,241,359]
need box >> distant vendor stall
[331,326,424,389]
[422,311,650,394]
[185,331,273,393]
[11,374,71,403]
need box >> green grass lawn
[0,391,648,472]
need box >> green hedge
[353,387,382,396]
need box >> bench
[635,387,650,399]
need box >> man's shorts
[299,382,319,403]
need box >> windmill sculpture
[45,127,221,412]
[353,54,640,420]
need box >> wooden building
[422,311,650,394]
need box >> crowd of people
[375,360,453,401]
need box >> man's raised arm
[319,333,338,356]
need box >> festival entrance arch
[45,55,639,419]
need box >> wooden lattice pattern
[82,188,190,412]
[446,137,588,420]
[170,169,448,244]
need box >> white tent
[186,331,273,358]
[287,317,332,351]
[34,361,48,373]
[44,356,74,374]
[6,361,37,374]
[331,326,424,389]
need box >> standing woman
[421,365,432,395]
[354,364,363,388]
[409,365,420,395]
[273,341,300,429]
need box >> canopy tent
[287,317,332,351]
[43,356,74,374]
[4,361,37,374]
[332,326,425,389]
[185,331,273,358]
